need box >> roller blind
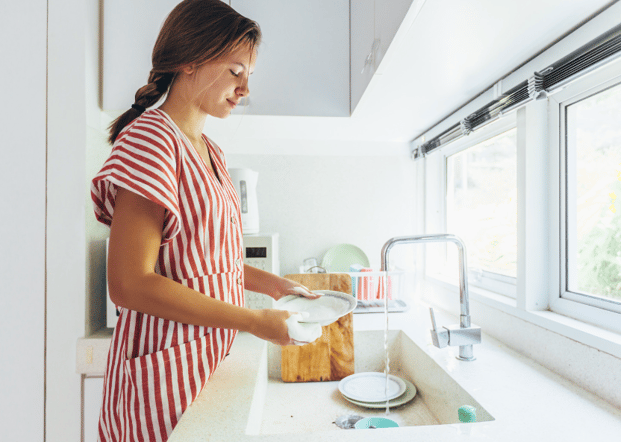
[415,21,621,159]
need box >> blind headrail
[413,21,621,160]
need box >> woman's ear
[180,64,196,75]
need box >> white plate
[321,244,370,272]
[274,290,356,326]
[338,372,406,403]
[341,378,416,408]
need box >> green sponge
[458,405,477,423]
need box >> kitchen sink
[245,330,494,435]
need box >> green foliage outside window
[578,179,621,301]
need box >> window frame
[424,114,518,299]
[415,4,621,365]
[550,55,621,324]
[422,56,621,335]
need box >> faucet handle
[429,308,439,331]
[429,308,449,348]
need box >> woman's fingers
[251,309,295,346]
[288,285,321,299]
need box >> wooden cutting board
[281,273,354,382]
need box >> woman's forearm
[111,271,295,345]
[243,263,283,296]
[110,271,258,332]
[243,264,319,301]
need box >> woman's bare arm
[243,264,320,301]
[107,187,293,345]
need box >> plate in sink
[342,378,417,408]
[338,372,406,402]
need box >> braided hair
[108,0,261,144]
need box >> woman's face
[187,44,256,118]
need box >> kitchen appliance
[228,168,260,234]
[243,233,280,309]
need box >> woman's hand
[272,279,322,301]
[243,264,321,301]
[249,308,296,346]
[249,308,322,346]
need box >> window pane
[566,82,621,303]
[446,129,517,278]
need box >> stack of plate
[337,372,417,408]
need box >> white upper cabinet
[351,0,376,112]
[102,0,412,116]
[230,0,349,117]
[351,0,415,112]
[375,0,415,68]
[102,0,230,112]
[102,0,181,111]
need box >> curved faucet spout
[381,234,470,320]
[380,234,480,361]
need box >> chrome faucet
[380,234,481,361]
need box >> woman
[91,1,319,440]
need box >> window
[562,79,621,312]
[424,118,517,298]
[418,17,621,351]
[446,128,518,280]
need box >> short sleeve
[91,118,182,244]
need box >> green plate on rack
[321,244,370,272]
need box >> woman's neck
[159,90,207,143]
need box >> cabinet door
[351,0,376,112]
[375,0,414,67]
[351,0,413,113]
[102,0,231,111]
[83,377,104,442]
[231,0,349,116]
[102,0,178,110]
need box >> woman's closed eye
[230,70,240,77]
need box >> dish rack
[347,270,410,314]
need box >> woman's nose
[236,78,250,97]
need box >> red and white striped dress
[91,109,245,442]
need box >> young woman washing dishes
[91,1,320,440]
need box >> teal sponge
[458,405,477,423]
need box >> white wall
[1,1,92,438]
[0,2,47,440]
[226,151,417,275]
[46,0,93,439]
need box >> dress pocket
[122,333,213,438]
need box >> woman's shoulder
[115,109,181,153]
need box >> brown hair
[108,0,261,144]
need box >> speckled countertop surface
[167,305,621,441]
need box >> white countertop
[167,304,621,441]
